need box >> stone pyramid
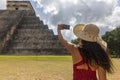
[0,1,69,55]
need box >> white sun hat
[73,24,107,51]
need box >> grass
[0,55,72,61]
[107,58,120,80]
[0,55,119,80]
[0,55,73,80]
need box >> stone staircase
[0,10,24,52]
[3,14,69,55]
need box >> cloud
[0,0,120,41]
[35,0,115,24]
[0,0,6,9]
[30,0,120,41]
[104,6,120,29]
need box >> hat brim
[73,24,107,50]
[73,24,85,37]
[77,31,98,42]
[73,24,97,42]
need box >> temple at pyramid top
[7,0,35,13]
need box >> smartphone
[62,24,70,29]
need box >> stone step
[12,34,55,41]
[19,23,43,26]
[20,17,40,23]
[0,10,11,16]
[8,41,62,49]
[11,36,59,41]
[9,47,66,51]
[0,11,22,17]
[22,16,39,20]
[22,11,35,16]
[11,33,58,42]
[18,24,48,29]
[18,22,44,27]
[20,20,43,24]
[0,10,7,14]
[15,33,54,37]
[6,48,69,55]
[0,16,17,19]
[20,20,43,25]
[15,29,54,34]
[18,25,43,29]
[0,20,9,27]
[20,19,39,23]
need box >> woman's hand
[58,24,64,30]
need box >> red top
[73,52,97,80]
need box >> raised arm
[57,24,74,52]
[57,24,83,64]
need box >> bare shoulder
[63,42,83,64]
[67,44,83,64]
[66,42,78,52]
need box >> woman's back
[57,24,113,80]
[73,48,98,80]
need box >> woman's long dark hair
[79,40,113,73]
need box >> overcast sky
[0,0,120,41]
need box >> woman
[57,24,113,80]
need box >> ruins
[0,0,69,55]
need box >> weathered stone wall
[0,1,69,55]
[0,10,23,52]
[1,11,69,55]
